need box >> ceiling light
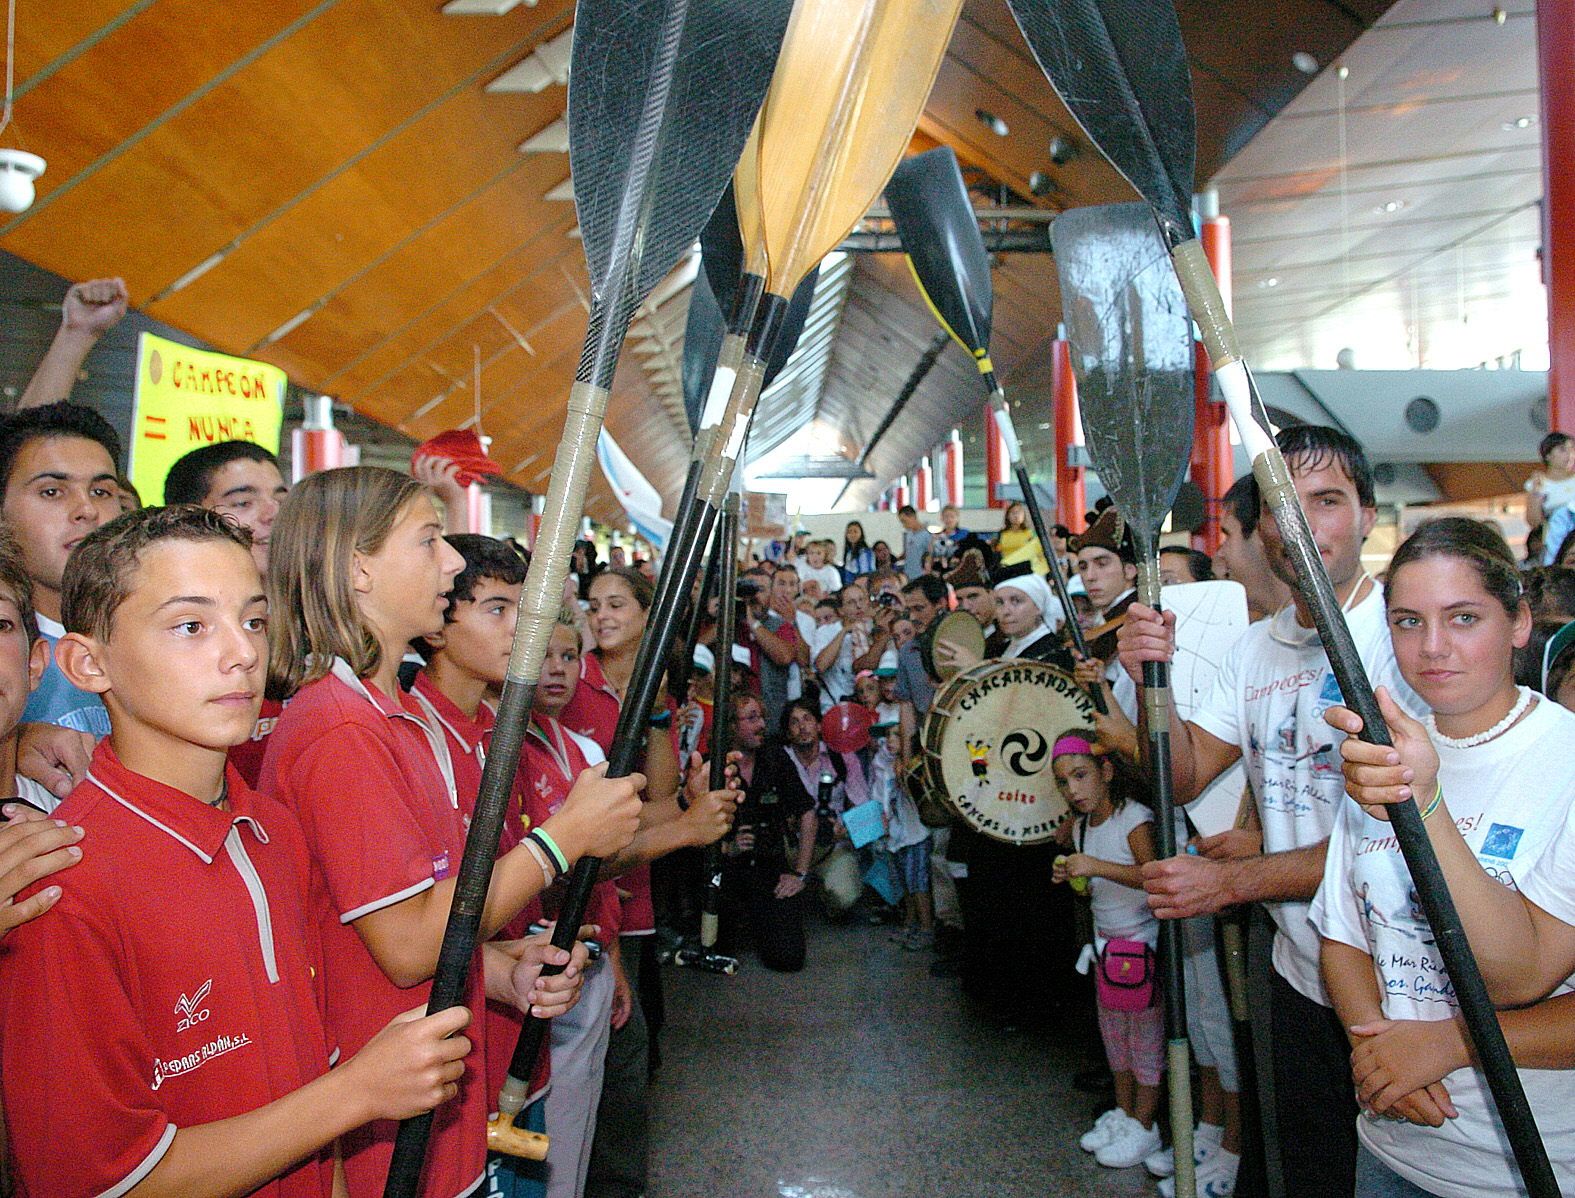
[1028,171,1056,196]
[1258,277,1279,289]
[0,148,43,214]
[1292,51,1319,74]
[1503,115,1535,130]
[1048,135,1078,166]
[1373,199,1406,214]
[975,109,1009,137]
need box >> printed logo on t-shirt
[432,850,452,880]
[174,979,212,1032]
[1480,823,1525,861]
[154,979,253,1089]
[1318,672,1344,705]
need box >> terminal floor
[648,918,1157,1198]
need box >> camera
[735,578,763,602]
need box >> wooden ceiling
[1,0,1385,523]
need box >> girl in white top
[794,540,843,597]
[1052,733,1162,1170]
[1314,517,1575,1198]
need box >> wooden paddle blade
[884,145,995,367]
[1006,0,1195,239]
[1051,202,1194,553]
[567,0,794,361]
[754,0,966,298]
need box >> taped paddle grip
[1169,238,1240,366]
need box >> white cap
[691,644,715,675]
[731,644,755,669]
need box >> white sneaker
[1159,1148,1239,1198]
[1078,1108,1126,1153]
[1096,1117,1162,1168]
[1148,1122,1225,1179]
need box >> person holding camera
[739,566,803,731]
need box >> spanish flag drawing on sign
[128,331,286,504]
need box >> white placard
[1163,579,1251,838]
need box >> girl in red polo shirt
[260,467,643,1198]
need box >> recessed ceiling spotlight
[1503,115,1535,130]
[975,109,1009,137]
[1374,199,1407,214]
[1292,51,1319,74]
[1259,277,1280,289]
[1028,171,1057,196]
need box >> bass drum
[921,660,1095,845]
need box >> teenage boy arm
[18,277,128,409]
[600,752,742,875]
[0,904,471,1198]
[483,930,592,1018]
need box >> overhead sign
[128,331,286,504]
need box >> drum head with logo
[922,660,1094,844]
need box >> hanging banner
[128,331,286,503]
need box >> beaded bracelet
[1417,783,1444,823]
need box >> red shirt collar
[85,740,264,864]
[412,670,495,756]
[579,650,617,698]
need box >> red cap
[412,428,503,488]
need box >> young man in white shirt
[1116,425,1419,1198]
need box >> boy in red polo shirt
[0,505,473,1198]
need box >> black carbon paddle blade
[763,265,819,389]
[682,263,727,434]
[568,0,794,386]
[1006,0,1195,240]
[698,181,746,320]
[884,146,994,365]
[1051,202,1193,555]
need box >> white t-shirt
[11,775,59,815]
[794,560,842,596]
[810,620,856,710]
[1311,698,1575,1198]
[1078,801,1157,945]
[1526,472,1575,513]
[787,609,817,700]
[1190,584,1420,1004]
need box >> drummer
[947,550,1005,657]
[991,564,1072,667]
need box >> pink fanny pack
[1096,938,1156,1012]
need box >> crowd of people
[2,280,1575,1198]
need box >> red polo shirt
[412,672,553,1113]
[229,695,285,788]
[0,742,336,1198]
[260,661,486,1198]
[561,652,654,936]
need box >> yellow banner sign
[128,332,286,504]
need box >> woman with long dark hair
[841,520,876,581]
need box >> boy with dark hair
[0,401,124,735]
[163,440,289,573]
[0,505,474,1197]
[1215,473,1291,621]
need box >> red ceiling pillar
[984,403,1008,508]
[1540,0,1575,436]
[1190,198,1233,553]
[1052,335,1086,529]
[943,429,964,510]
[915,457,932,511]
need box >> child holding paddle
[0,506,474,1198]
[260,468,644,1198]
[1052,732,1163,1171]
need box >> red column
[894,477,910,509]
[915,458,932,511]
[1052,336,1086,529]
[984,404,1007,508]
[1540,0,1575,436]
[1191,200,1233,553]
[944,430,964,510]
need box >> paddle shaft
[1169,234,1558,1198]
[1134,559,1195,1198]
[985,385,1107,714]
[702,495,742,947]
